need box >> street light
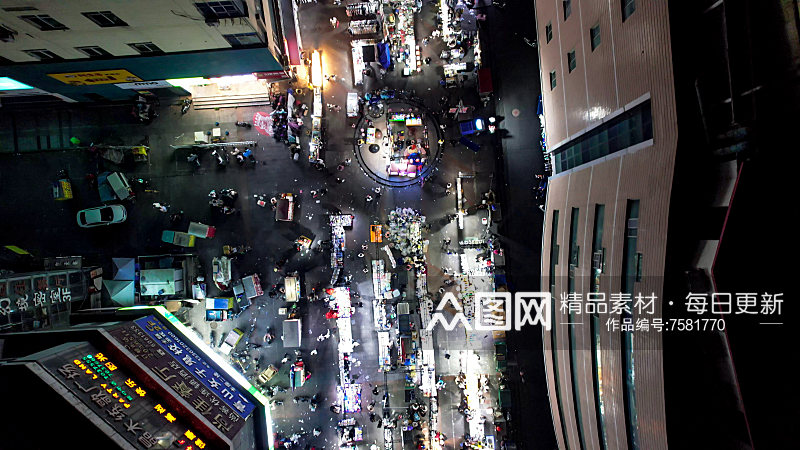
[311,50,323,87]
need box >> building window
[550,70,557,90]
[622,0,636,21]
[0,25,17,42]
[546,21,553,43]
[128,42,164,55]
[20,14,67,31]
[24,49,61,61]
[590,24,601,51]
[567,207,587,450]
[553,99,653,173]
[569,321,587,450]
[563,0,572,20]
[567,50,577,73]
[82,11,128,27]
[549,210,560,292]
[590,204,608,450]
[76,46,112,58]
[223,32,262,47]
[548,210,571,450]
[620,199,640,450]
[195,1,247,20]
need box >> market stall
[309,116,323,163]
[383,0,420,75]
[346,1,379,17]
[378,331,392,371]
[329,215,353,285]
[371,259,392,300]
[385,109,429,177]
[275,193,295,221]
[336,383,362,413]
[285,275,300,302]
[349,19,379,35]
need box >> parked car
[219,328,244,355]
[77,205,127,228]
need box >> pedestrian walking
[366,195,373,203]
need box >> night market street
[0,1,551,449]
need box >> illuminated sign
[134,316,255,418]
[110,316,252,439]
[115,80,173,89]
[0,77,33,90]
[43,343,207,450]
[48,69,142,86]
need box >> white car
[77,205,127,228]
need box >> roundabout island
[352,97,444,188]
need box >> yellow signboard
[48,69,142,86]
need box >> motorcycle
[212,148,229,167]
[220,188,238,202]
[187,153,201,168]
[265,330,275,345]
[181,98,192,114]
[310,394,319,411]
[232,147,257,166]
[235,121,252,128]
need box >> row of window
[552,100,653,173]
[20,32,261,62]
[9,2,245,32]
[551,200,640,450]
[546,23,601,91]
[554,0,635,26]
[544,0,636,91]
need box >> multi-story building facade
[0,0,289,102]
[535,0,795,448]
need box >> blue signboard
[134,315,255,418]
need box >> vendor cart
[161,230,196,247]
[212,256,232,291]
[188,221,217,239]
[290,359,310,391]
[370,224,383,243]
[285,275,301,302]
[205,297,232,321]
[275,193,295,221]
[347,92,360,118]
[257,365,278,385]
[52,171,73,201]
[242,274,264,299]
[98,171,134,202]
